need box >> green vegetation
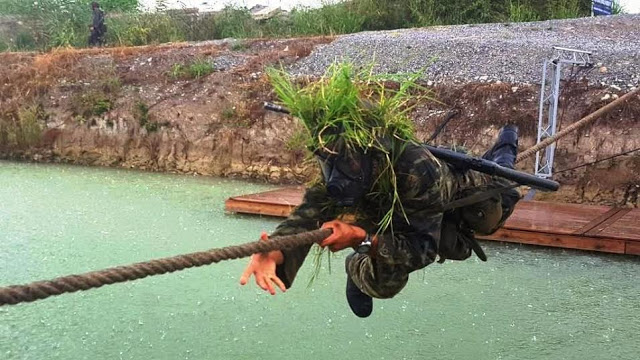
[612,0,626,14]
[168,63,185,79]
[168,58,215,80]
[284,129,309,153]
[268,62,424,153]
[0,105,46,149]
[187,58,215,78]
[71,90,113,118]
[101,76,122,94]
[212,6,258,38]
[546,0,583,19]
[107,12,186,46]
[0,0,608,52]
[70,75,121,119]
[508,1,541,22]
[14,31,37,50]
[221,107,236,119]
[92,98,113,116]
[134,100,152,131]
[0,0,141,50]
[74,115,86,125]
[134,101,149,126]
[133,100,164,132]
[143,121,158,132]
[268,62,430,232]
[0,0,138,14]
[284,3,365,36]
[230,41,249,51]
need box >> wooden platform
[225,187,640,256]
[225,187,306,217]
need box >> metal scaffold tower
[535,46,593,178]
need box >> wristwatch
[356,233,373,254]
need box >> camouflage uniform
[273,142,519,299]
[89,6,106,47]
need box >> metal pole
[534,47,592,178]
[535,60,548,177]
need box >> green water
[1,161,639,360]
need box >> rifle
[263,102,559,192]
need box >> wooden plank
[591,209,640,241]
[573,208,624,235]
[480,229,626,254]
[227,187,304,206]
[501,201,612,235]
[584,208,631,237]
[225,186,304,217]
[224,198,295,217]
[626,241,640,255]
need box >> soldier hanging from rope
[239,63,522,318]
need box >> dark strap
[442,184,519,211]
[466,231,488,262]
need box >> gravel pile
[212,53,248,71]
[290,15,640,88]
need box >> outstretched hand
[320,220,367,252]
[239,232,286,295]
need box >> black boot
[483,124,522,225]
[482,124,519,169]
[345,252,373,318]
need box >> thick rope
[0,229,332,307]
[516,87,640,163]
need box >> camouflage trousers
[346,252,411,299]
[347,172,520,299]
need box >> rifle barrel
[426,146,559,192]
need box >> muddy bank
[0,38,638,206]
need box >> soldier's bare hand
[320,220,367,252]
[239,232,286,295]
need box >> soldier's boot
[482,124,519,169]
[479,124,522,232]
[345,252,373,318]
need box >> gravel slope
[290,15,640,88]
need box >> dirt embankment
[0,38,638,207]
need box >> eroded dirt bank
[0,38,638,206]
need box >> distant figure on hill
[89,2,106,47]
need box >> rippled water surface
[1,161,639,360]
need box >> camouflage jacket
[273,142,484,288]
[92,9,105,31]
